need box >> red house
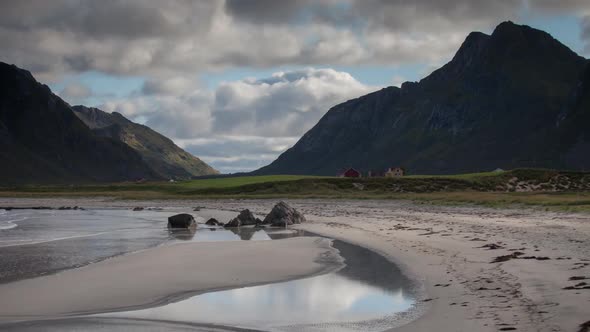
[339,168,361,178]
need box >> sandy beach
[0,197,589,331]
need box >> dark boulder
[224,209,258,228]
[133,207,144,211]
[263,201,306,226]
[168,213,196,228]
[224,217,240,228]
[205,218,221,226]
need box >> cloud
[3,0,578,80]
[101,89,213,139]
[529,0,590,14]
[141,77,196,96]
[177,136,299,173]
[59,83,92,102]
[224,0,314,24]
[583,16,590,54]
[212,68,375,137]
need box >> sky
[1,1,590,174]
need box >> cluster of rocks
[57,206,83,210]
[132,207,163,211]
[165,201,305,229]
[223,201,305,228]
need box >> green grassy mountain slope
[72,106,218,179]
[0,62,160,184]
[256,22,590,176]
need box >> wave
[0,216,27,230]
[0,222,17,230]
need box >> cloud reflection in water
[107,272,413,330]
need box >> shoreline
[1,197,588,331]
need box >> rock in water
[224,209,258,228]
[205,218,221,226]
[224,218,240,228]
[263,202,306,226]
[168,213,196,228]
[133,207,144,211]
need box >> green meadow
[2,169,590,212]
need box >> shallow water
[0,208,418,331]
[0,208,277,283]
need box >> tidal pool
[95,239,418,332]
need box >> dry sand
[0,236,342,322]
[0,197,589,331]
[289,200,589,332]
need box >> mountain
[256,21,590,175]
[0,62,159,184]
[72,106,218,179]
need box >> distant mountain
[256,21,590,175]
[0,62,159,184]
[72,106,218,179]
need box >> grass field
[2,169,590,212]
[172,175,328,189]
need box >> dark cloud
[530,0,590,13]
[224,0,311,24]
[3,0,577,79]
[0,1,217,39]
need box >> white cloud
[212,68,375,137]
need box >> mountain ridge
[72,106,218,179]
[0,61,217,184]
[0,62,160,184]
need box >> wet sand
[0,236,342,322]
[1,197,589,331]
